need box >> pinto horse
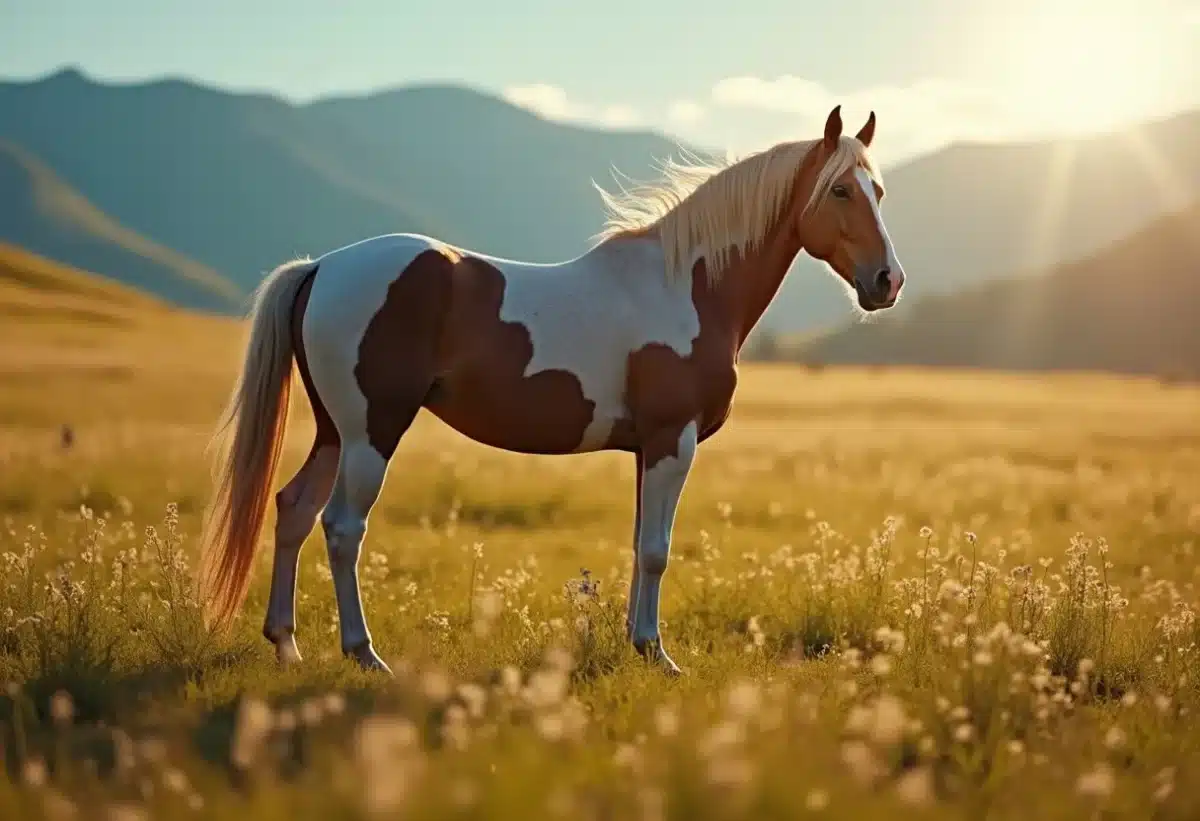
[198,105,905,675]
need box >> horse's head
[795,106,905,313]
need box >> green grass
[1,290,1200,820]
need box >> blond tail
[198,257,318,630]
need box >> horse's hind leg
[262,438,339,665]
[321,417,420,673]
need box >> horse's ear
[855,111,876,148]
[823,105,843,151]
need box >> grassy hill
[0,240,165,319]
[0,242,243,429]
[0,141,243,313]
[796,203,1200,378]
[0,68,1197,338]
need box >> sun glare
[1007,11,1165,136]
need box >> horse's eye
[831,185,850,199]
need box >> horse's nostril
[874,268,891,293]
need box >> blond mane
[593,135,882,285]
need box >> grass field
[2,257,1200,819]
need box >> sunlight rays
[1116,125,1194,214]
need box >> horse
[197,104,906,676]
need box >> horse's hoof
[633,638,684,677]
[346,642,393,676]
[658,652,684,677]
[276,638,303,667]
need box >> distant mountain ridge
[0,67,1197,336]
[0,140,242,313]
[796,202,1200,378]
[0,68,697,297]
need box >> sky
[3,0,1199,165]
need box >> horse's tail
[198,257,318,631]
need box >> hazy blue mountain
[0,69,694,295]
[0,140,241,312]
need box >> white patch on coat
[488,237,700,451]
[854,167,905,301]
[301,233,433,443]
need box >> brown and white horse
[199,105,905,675]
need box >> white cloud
[501,76,1036,166]
[598,104,640,128]
[502,83,643,129]
[666,100,706,126]
[709,75,1016,163]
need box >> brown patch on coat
[290,266,340,462]
[353,246,597,457]
[619,256,741,469]
[422,256,597,454]
[355,250,454,458]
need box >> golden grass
[2,274,1200,820]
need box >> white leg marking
[626,451,644,637]
[631,421,698,674]
[264,445,339,665]
[854,167,905,302]
[321,440,391,674]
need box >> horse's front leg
[627,451,645,638]
[630,420,698,675]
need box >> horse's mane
[592,135,882,285]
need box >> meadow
[2,276,1200,820]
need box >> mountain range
[0,67,1197,344]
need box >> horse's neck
[592,223,801,352]
[720,216,803,349]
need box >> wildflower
[654,703,680,737]
[805,788,830,812]
[457,683,488,719]
[499,665,522,695]
[231,698,273,770]
[420,668,452,702]
[1104,726,1127,750]
[894,767,935,807]
[613,743,641,771]
[451,779,478,809]
[323,692,346,716]
[23,757,48,787]
[840,741,883,786]
[162,768,189,794]
[49,690,74,725]
[354,715,424,815]
[536,712,565,742]
[1076,764,1115,800]
[104,804,150,821]
[725,679,761,719]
